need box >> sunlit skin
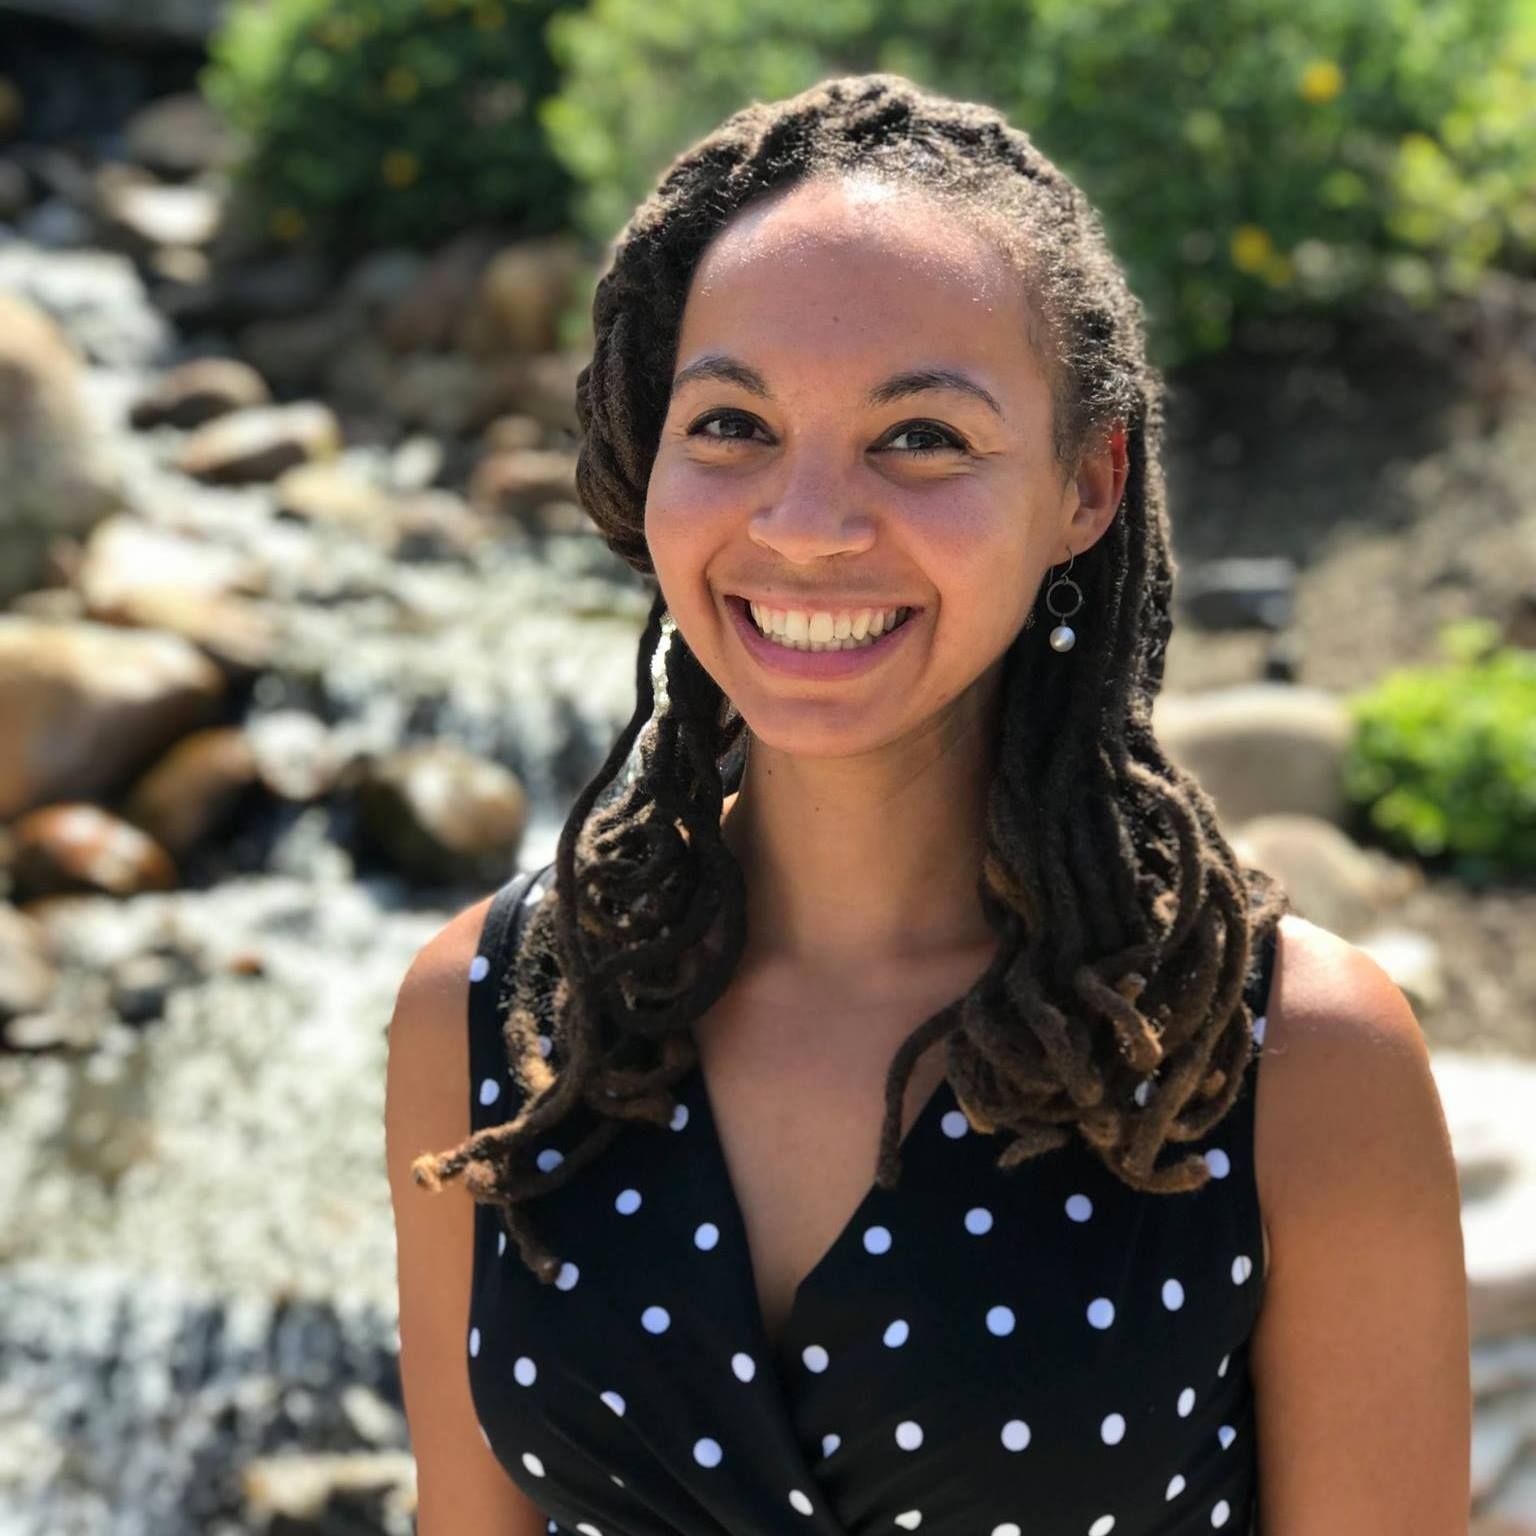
[644,174,1128,987]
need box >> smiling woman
[388,70,1470,1536]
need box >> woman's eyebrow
[669,353,1004,418]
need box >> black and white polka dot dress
[466,861,1275,1536]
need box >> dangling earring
[1044,550,1084,653]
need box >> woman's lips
[723,594,921,680]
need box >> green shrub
[1343,619,1536,881]
[540,0,1536,363]
[203,0,577,256]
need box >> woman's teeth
[746,601,912,652]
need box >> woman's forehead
[690,175,1016,303]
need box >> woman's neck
[718,700,1001,985]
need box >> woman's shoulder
[1253,909,1453,1243]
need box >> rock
[0,290,122,604]
[1432,1051,1536,1341]
[0,157,29,221]
[12,803,178,899]
[0,72,21,142]
[130,356,271,429]
[1472,1389,1536,1504]
[96,169,221,252]
[235,306,363,395]
[1352,925,1448,1014]
[246,711,342,802]
[2,1011,96,1051]
[468,447,579,524]
[274,462,397,530]
[1178,556,1297,631]
[381,352,488,437]
[0,616,224,820]
[89,586,277,675]
[121,727,261,861]
[512,349,583,435]
[378,229,500,353]
[242,1450,416,1531]
[459,234,584,356]
[73,516,276,673]
[348,744,528,885]
[1504,593,1536,652]
[17,195,94,248]
[340,247,426,317]
[158,251,332,331]
[482,413,546,453]
[389,490,487,562]
[1153,684,1354,830]
[77,514,267,609]
[0,904,57,1022]
[1229,814,1419,938]
[389,434,444,492]
[176,402,342,485]
[0,242,172,367]
[110,947,201,1027]
[123,92,234,178]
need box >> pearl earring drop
[1043,550,1083,653]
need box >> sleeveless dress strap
[468,860,556,1133]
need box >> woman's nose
[746,464,877,563]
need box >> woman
[387,72,1469,1536]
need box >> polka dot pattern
[462,859,1276,1536]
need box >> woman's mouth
[723,594,922,679]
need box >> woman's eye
[684,411,967,457]
[882,421,967,457]
[687,410,766,444]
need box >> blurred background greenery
[203,0,1536,361]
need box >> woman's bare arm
[1251,916,1471,1535]
[385,896,549,1536]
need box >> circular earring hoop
[1044,551,1083,653]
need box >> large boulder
[1153,684,1354,831]
[347,743,527,885]
[0,292,121,604]
[175,402,342,485]
[0,616,224,820]
[11,803,178,900]
[1229,814,1419,938]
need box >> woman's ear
[1066,419,1128,554]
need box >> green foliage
[203,0,577,255]
[1343,620,1536,881]
[539,0,1536,364]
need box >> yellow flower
[381,149,420,188]
[1260,252,1295,289]
[270,206,307,242]
[384,66,419,102]
[1299,58,1345,104]
[1230,224,1274,273]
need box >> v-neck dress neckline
[465,860,1277,1536]
[682,1052,959,1368]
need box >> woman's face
[644,173,1121,759]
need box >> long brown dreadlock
[412,72,1291,1284]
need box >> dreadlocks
[412,71,1291,1283]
